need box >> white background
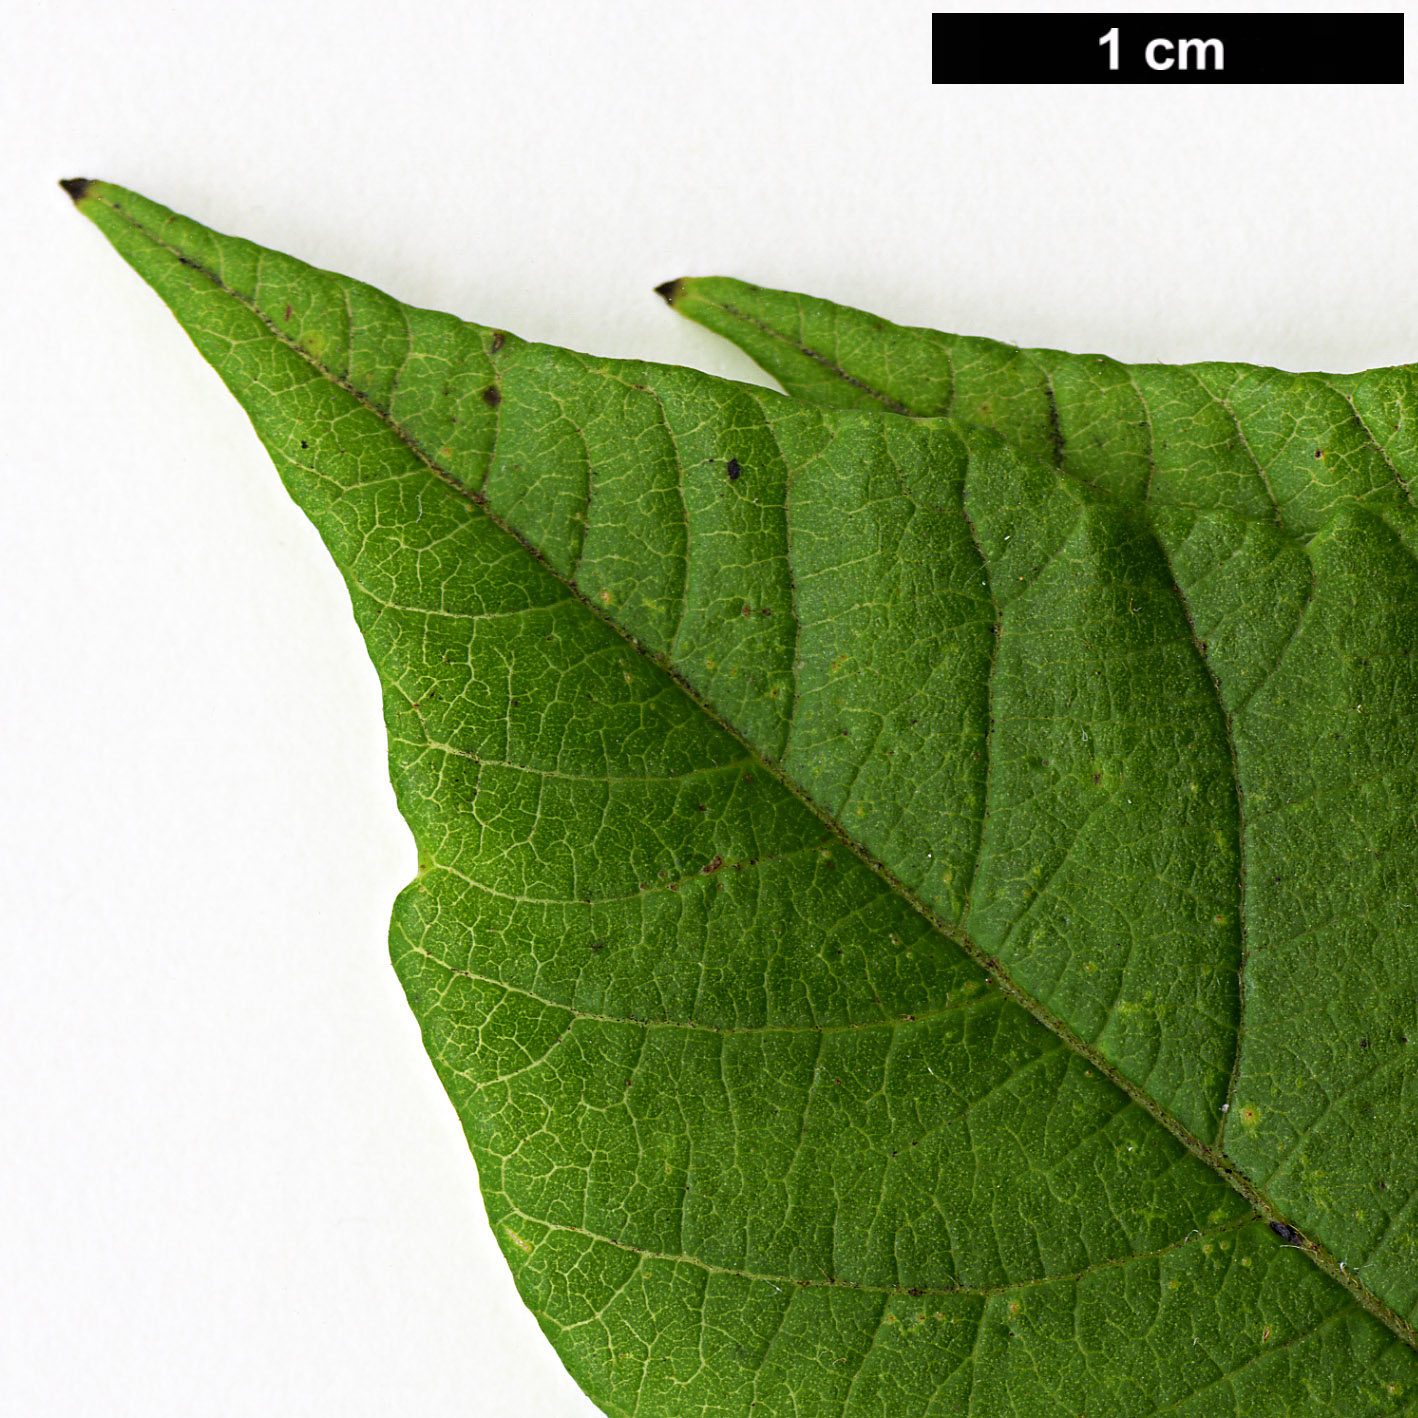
[3,1,1416,1413]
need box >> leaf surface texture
[72,182,1418,1416]
[665,277,1418,1332]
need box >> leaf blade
[70,182,1418,1414]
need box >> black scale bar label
[932,13,1403,84]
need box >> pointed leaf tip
[654,278,684,305]
[59,177,93,202]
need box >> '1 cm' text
[1099,27,1224,71]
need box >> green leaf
[70,181,1418,1416]
[663,276,1418,1330]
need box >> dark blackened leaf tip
[60,177,94,203]
[654,279,685,306]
